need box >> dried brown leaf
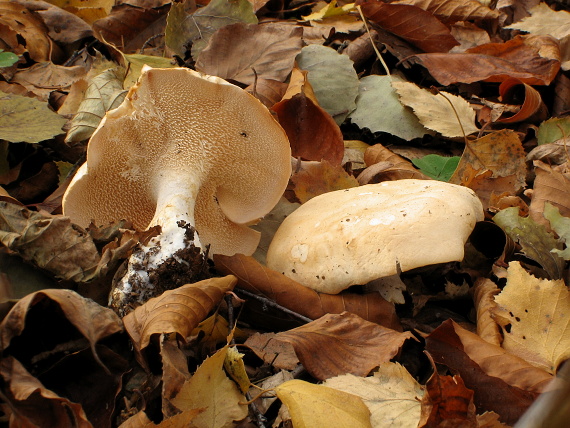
[394,0,500,24]
[415,35,561,85]
[276,312,414,380]
[291,160,359,203]
[472,278,502,346]
[196,22,303,86]
[357,0,459,53]
[123,276,237,353]
[529,160,570,226]
[426,319,553,425]
[244,332,300,370]
[497,78,547,123]
[214,253,401,330]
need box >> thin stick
[356,5,390,76]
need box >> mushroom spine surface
[63,66,291,315]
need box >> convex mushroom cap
[63,66,291,257]
[266,179,484,294]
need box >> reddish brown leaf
[123,275,237,353]
[275,312,414,380]
[425,319,553,425]
[358,144,430,185]
[214,253,401,331]
[196,22,303,86]
[394,0,500,24]
[244,332,300,371]
[245,78,288,109]
[273,67,345,165]
[357,0,459,53]
[418,361,477,428]
[415,35,560,85]
[529,161,570,226]
[497,78,547,123]
[0,356,93,428]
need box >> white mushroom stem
[110,178,206,312]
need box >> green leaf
[296,44,359,125]
[537,117,570,145]
[543,203,570,260]
[348,75,429,140]
[0,90,66,143]
[412,154,460,181]
[0,50,18,68]
[65,67,127,143]
[493,207,565,279]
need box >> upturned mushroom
[266,179,484,293]
[63,66,291,313]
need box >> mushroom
[266,179,483,294]
[63,66,291,313]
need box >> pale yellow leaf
[392,81,479,138]
[324,363,424,428]
[172,345,248,428]
[275,379,372,428]
[491,261,570,374]
[303,0,355,21]
[506,3,570,41]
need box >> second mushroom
[63,66,291,314]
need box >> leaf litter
[0,0,570,426]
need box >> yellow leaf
[172,345,248,428]
[492,262,570,374]
[224,346,251,394]
[303,1,355,21]
[275,379,372,428]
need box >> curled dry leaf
[393,0,500,24]
[123,275,237,353]
[196,22,303,86]
[214,253,401,330]
[357,0,459,53]
[275,312,415,380]
[472,278,501,346]
[425,319,553,425]
[0,356,93,428]
[497,78,547,123]
[273,67,345,165]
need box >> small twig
[252,67,259,99]
[140,33,165,54]
[356,5,390,76]
[235,288,313,324]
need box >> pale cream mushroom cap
[63,67,291,256]
[266,179,484,293]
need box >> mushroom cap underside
[266,179,484,293]
[63,67,291,256]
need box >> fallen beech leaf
[415,35,561,85]
[358,143,430,185]
[425,319,553,425]
[0,90,67,143]
[393,0,500,24]
[291,160,359,203]
[66,67,127,143]
[324,364,424,427]
[161,335,191,418]
[296,44,359,124]
[275,379,372,428]
[196,22,303,86]
[244,332,300,371]
[347,75,430,141]
[275,312,414,380]
[536,117,570,146]
[392,81,479,137]
[224,346,251,394]
[491,262,570,374]
[450,129,527,205]
[0,288,123,354]
[506,3,570,40]
[303,0,354,21]
[493,207,565,279]
[273,67,345,165]
[357,0,459,53]
[171,344,248,427]
[214,253,401,330]
[164,1,196,58]
[529,161,570,226]
[0,356,93,428]
[123,275,237,352]
[245,78,288,108]
[497,78,547,123]
[418,366,477,427]
[123,54,176,89]
[472,278,501,346]
[412,154,460,181]
[543,203,570,260]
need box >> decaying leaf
[214,253,401,330]
[491,262,570,374]
[393,0,500,24]
[172,344,248,428]
[358,143,430,184]
[0,90,66,143]
[123,275,237,353]
[506,3,570,40]
[392,81,479,137]
[529,160,570,226]
[324,364,425,427]
[543,203,570,260]
[290,160,359,203]
[275,379,372,428]
[275,312,414,380]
